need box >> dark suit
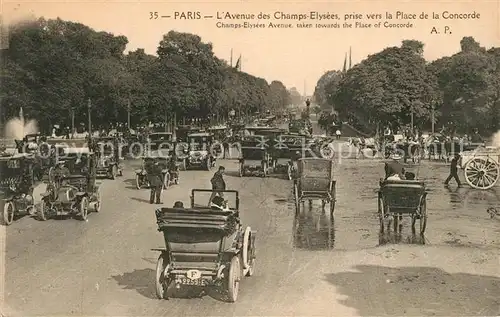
[147,163,163,204]
[384,160,405,180]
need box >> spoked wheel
[163,173,170,190]
[238,162,244,177]
[155,252,171,299]
[419,199,427,235]
[377,194,385,234]
[180,159,187,171]
[37,199,49,221]
[93,191,101,213]
[135,174,142,189]
[464,157,500,190]
[242,227,256,277]
[109,165,117,180]
[287,164,292,180]
[2,201,15,226]
[261,162,268,177]
[226,256,241,303]
[293,183,300,215]
[205,158,212,171]
[79,197,89,221]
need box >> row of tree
[313,37,500,136]
[1,18,294,133]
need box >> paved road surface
[3,153,499,316]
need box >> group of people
[383,152,462,186]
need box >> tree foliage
[1,18,292,133]
[314,37,500,135]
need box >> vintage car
[14,133,53,180]
[148,132,174,151]
[153,189,256,302]
[238,135,272,177]
[181,132,216,170]
[175,125,201,143]
[37,148,101,221]
[94,137,123,179]
[135,152,178,190]
[0,153,36,225]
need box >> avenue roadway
[3,149,499,316]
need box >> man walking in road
[208,166,226,206]
[444,153,462,186]
[147,159,163,204]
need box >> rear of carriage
[238,136,271,177]
[153,189,255,302]
[377,180,427,235]
[294,158,336,215]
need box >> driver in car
[210,195,230,211]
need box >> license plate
[179,278,207,286]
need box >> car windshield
[188,137,211,151]
[191,190,238,210]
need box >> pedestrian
[147,159,164,204]
[444,153,462,186]
[335,129,341,140]
[208,166,226,206]
[222,138,230,159]
[384,155,406,180]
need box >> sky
[3,0,499,94]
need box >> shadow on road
[111,268,228,301]
[130,197,150,204]
[123,178,140,189]
[325,264,500,316]
[111,269,157,299]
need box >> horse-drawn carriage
[460,146,500,190]
[272,134,315,180]
[153,189,256,302]
[238,136,272,177]
[0,153,36,225]
[37,148,101,221]
[135,151,179,190]
[377,179,428,243]
[293,158,336,217]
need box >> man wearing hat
[384,155,406,180]
[147,158,164,204]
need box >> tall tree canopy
[313,37,500,136]
[1,18,292,133]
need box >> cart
[293,158,336,217]
[238,136,272,177]
[460,146,500,190]
[0,153,37,225]
[153,189,256,302]
[377,179,427,241]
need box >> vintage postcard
[1,0,499,316]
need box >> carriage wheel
[377,194,384,234]
[109,165,117,180]
[37,199,49,221]
[464,157,499,190]
[293,183,300,215]
[261,162,268,177]
[163,173,170,190]
[93,190,101,213]
[226,256,241,303]
[238,162,244,177]
[135,174,142,189]
[419,199,427,235]
[2,201,15,226]
[287,164,292,180]
[79,197,89,221]
[155,252,171,299]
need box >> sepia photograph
[0,0,499,316]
